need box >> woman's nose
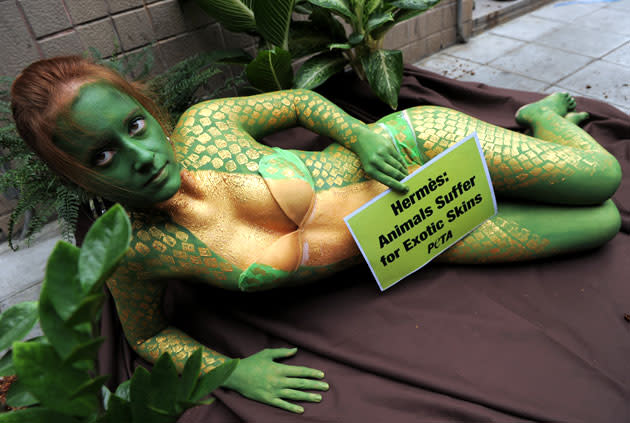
[132,147,155,173]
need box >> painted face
[54,82,181,207]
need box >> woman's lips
[144,162,168,187]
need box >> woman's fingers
[270,398,305,414]
[266,347,298,359]
[282,364,326,379]
[285,377,329,391]
[371,171,408,193]
[279,388,323,402]
[384,150,408,174]
[375,160,407,182]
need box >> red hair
[11,56,169,191]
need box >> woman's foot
[515,92,577,126]
[565,111,589,126]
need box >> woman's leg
[406,96,621,205]
[438,199,620,263]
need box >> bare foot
[515,92,577,126]
[565,111,589,126]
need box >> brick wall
[0,0,256,79]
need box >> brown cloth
[97,65,630,423]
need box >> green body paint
[54,86,620,414]
[55,83,181,207]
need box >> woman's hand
[221,348,329,413]
[353,129,409,193]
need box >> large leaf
[310,6,348,40]
[44,241,81,321]
[178,349,202,403]
[0,349,15,376]
[102,395,132,423]
[194,0,256,32]
[361,49,402,109]
[12,342,98,417]
[289,22,338,58]
[246,47,294,91]
[148,353,179,416]
[307,0,354,19]
[0,301,38,351]
[5,379,38,408]
[39,279,91,359]
[129,366,173,423]
[295,52,347,90]
[253,0,295,49]
[78,204,131,295]
[366,10,394,33]
[191,359,239,402]
[365,0,382,16]
[64,337,105,365]
[0,408,79,423]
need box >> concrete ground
[1,0,628,325]
[416,0,630,114]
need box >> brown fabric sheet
[97,65,630,423]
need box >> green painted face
[54,82,181,207]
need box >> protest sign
[344,133,497,290]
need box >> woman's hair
[10,55,169,191]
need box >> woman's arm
[107,257,328,413]
[237,89,409,192]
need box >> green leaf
[366,11,394,32]
[348,32,365,45]
[191,359,239,402]
[366,0,382,16]
[102,385,112,410]
[361,49,402,109]
[0,302,38,351]
[5,379,38,408]
[44,241,81,321]
[310,6,348,40]
[253,0,295,49]
[388,0,440,10]
[246,47,294,91]
[130,367,158,423]
[39,281,91,359]
[295,52,347,90]
[69,375,110,400]
[78,204,131,294]
[0,408,79,423]
[0,350,15,376]
[102,395,133,423]
[194,0,256,32]
[115,380,131,401]
[289,22,338,58]
[307,0,354,19]
[148,353,179,415]
[64,337,105,364]
[65,294,105,327]
[12,342,97,417]
[178,349,202,402]
[328,43,352,50]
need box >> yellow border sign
[344,133,497,290]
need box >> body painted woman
[11,56,621,413]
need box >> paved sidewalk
[416,0,630,114]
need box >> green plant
[0,77,85,250]
[194,0,441,109]
[0,204,237,422]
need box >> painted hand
[222,348,329,413]
[353,129,409,192]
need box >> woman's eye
[128,117,145,136]
[94,150,115,167]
